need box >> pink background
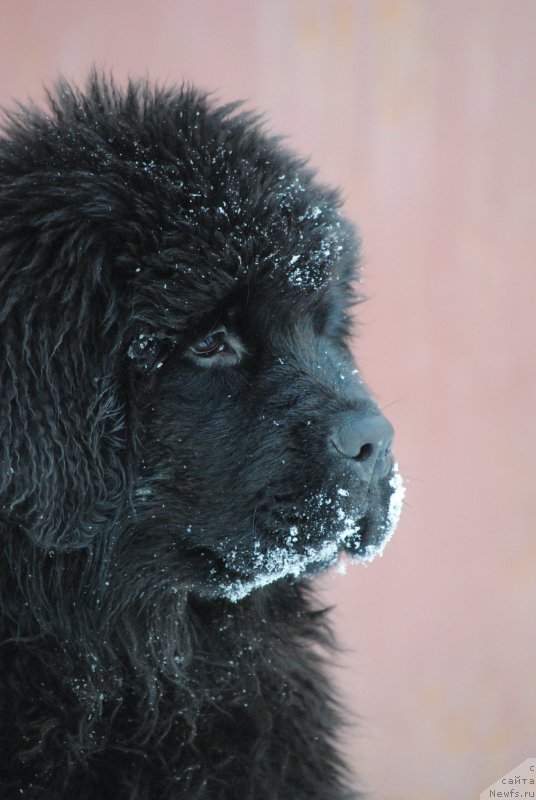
[1,2,535,798]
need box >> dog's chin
[202,465,405,603]
[345,464,405,563]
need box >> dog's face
[130,280,403,602]
[0,77,403,602]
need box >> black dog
[0,75,404,799]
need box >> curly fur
[0,74,400,799]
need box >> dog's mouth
[212,464,405,602]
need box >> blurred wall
[1,2,535,798]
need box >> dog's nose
[330,411,394,481]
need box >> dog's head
[0,75,403,602]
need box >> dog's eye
[189,330,227,358]
[186,326,245,367]
[185,325,247,369]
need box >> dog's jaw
[348,464,405,563]
[215,464,405,602]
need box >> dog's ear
[0,178,132,549]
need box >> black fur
[0,74,400,799]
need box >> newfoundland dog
[0,74,404,799]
